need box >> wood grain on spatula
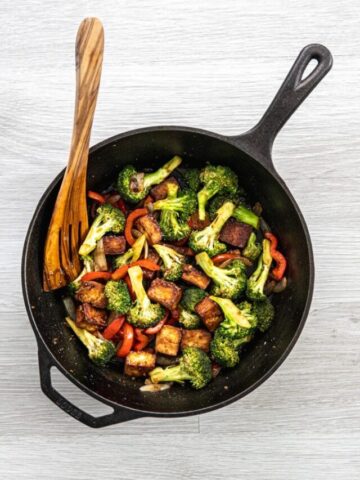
[43,18,104,291]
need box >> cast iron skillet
[22,44,332,428]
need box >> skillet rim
[22,124,314,417]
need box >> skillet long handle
[233,44,333,169]
[38,347,143,428]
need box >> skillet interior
[23,127,312,415]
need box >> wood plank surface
[0,0,359,479]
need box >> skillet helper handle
[38,347,142,428]
[234,44,333,167]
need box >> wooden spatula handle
[43,18,104,290]
[68,18,104,176]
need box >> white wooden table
[1,1,359,478]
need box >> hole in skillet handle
[231,44,333,172]
[37,346,143,428]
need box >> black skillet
[22,44,332,427]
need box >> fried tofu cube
[181,264,210,289]
[188,211,210,230]
[195,296,222,318]
[75,281,107,308]
[76,303,108,333]
[181,329,212,352]
[219,218,252,248]
[148,278,183,310]
[102,235,126,255]
[124,351,156,377]
[202,315,223,332]
[150,177,179,201]
[155,325,182,356]
[135,214,162,245]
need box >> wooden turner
[43,18,104,291]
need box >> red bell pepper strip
[144,311,169,335]
[117,198,127,214]
[212,252,241,265]
[87,191,106,204]
[264,232,287,281]
[103,315,125,340]
[116,322,134,357]
[124,274,135,300]
[111,265,129,281]
[125,208,148,246]
[81,271,112,282]
[133,328,152,351]
[112,259,161,281]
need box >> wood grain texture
[43,17,104,289]
[0,0,359,479]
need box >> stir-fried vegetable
[65,161,286,390]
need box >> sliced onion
[252,202,263,216]
[264,279,276,295]
[156,355,179,367]
[94,238,108,271]
[260,217,271,234]
[146,202,154,213]
[62,296,76,320]
[107,194,121,206]
[132,228,142,239]
[140,383,172,392]
[211,363,222,379]
[273,276,287,293]
[144,240,149,259]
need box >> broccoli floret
[153,244,185,281]
[178,307,202,329]
[197,165,238,220]
[157,183,194,241]
[113,234,146,268]
[153,185,197,219]
[117,156,182,203]
[210,329,252,368]
[126,265,165,328]
[233,205,260,229]
[243,232,262,261]
[180,288,207,312]
[68,255,94,294]
[79,204,125,256]
[211,297,257,340]
[104,280,131,314]
[181,168,201,192]
[189,201,235,256]
[149,347,212,389]
[252,297,275,332]
[246,239,272,301]
[65,317,115,366]
[195,251,246,300]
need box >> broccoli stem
[150,364,190,384]
[211,201,235,233]
[233,205,259,229]
[195,251,216,277]
[79,215,104,256]
[197,183,219,220]
[210,296,252,329]
[152,183,182,211]
[66,317,101,353]
[127,265,150,308]
[143,156,182,190]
